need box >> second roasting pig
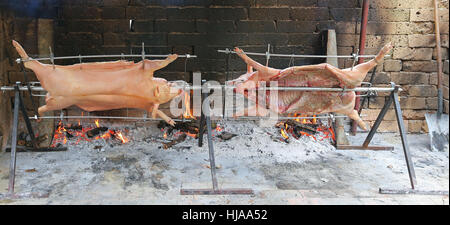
[228,43,393,130]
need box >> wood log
[327,29,349,145]
[162,133,187,149]
[0,10,13,152]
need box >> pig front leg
[38,94,77,116]
[150,104,176,126]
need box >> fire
[115,131,129,143]
[182,91,195,119]
[275,114,335,143]
[216,124,223,132]
[163,132,168,139]
[50,119,130,147]
[280,129,289,139]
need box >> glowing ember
[163,132,168,139]
[185,132,197,138]
[50,120,130,147]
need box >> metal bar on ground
[336,145,394,151]
[5,146,67,152]
[379,188,449,195]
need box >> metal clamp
[78,54,82,70]
[141,42,145,61]
[351,49,360,71]
[265,44,271,66]
[49,47,55,69]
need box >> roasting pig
[13,40,188,126]
[228,43,393,130]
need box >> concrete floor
[0,128,448,205]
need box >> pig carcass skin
[13,40,184,126]
[228,43,393,130]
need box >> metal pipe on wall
[351,0,370,135]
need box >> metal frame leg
[181,80,254,195]
[0,83,59,200]
[336,83,445,195]
[7,85,20,195]
[392,85,417,189]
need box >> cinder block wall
[1,0,449,133]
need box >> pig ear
[247,65,253,73]
[154,86,160,98]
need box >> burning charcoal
[65,131,74,138]
[67,124,83,130]
[218,131,237,141]
[87,127,109,138]
[162,133,187,149]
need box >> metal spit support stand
[0,82,67,200]
[337,82,448,195]
[180,79,254,195]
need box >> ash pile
[44,116,337,164]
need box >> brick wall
[1,0,449,133]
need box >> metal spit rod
[30,115,360,121]
[1,85,400,93]
[16,54,196,64]
[29,115,193,122]
[217,49,390,59]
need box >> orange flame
[183,91,195,119]
[95,119,100,128]
[216,125,223,132]
[163,132,168,139]
[280,129,289,139]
